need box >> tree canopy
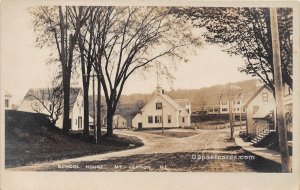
[171,7,293,93]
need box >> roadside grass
[193,120,228,130]
[5,110,143,168]
[39,149,281,172]
[135,128,198,138]
[193,120,246,130]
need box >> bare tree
[29,79,64,126]
[30,6,90,133]
[76,7,100,137]
[88,7,202,136]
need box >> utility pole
[229,94,233,139]
[270,7,290,172]
[240,104,242,129]
[161,104,164,134]
[97,75,101,141]
[239,90,243,129]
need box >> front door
[78,117,82,130]
[138,122,142,129]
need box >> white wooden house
[113,115,127,128]
[219,91,247,115]
[244,85,276,135]
[4,90,12,110]
[18,88,85,132]
[132,87,191,129]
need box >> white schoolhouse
[132,87,191,129]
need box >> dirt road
[10,128,281,172]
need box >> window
[214,108,219,113]
[5,99,9,108]
[49,104,53,112]
[155,116,162,123]
[262,93,268,102]
[222,108,228,112]
[148,116,153,123]
[221,101,227,105]
[209,109,213,113]
[156,102,162,110]
[237,108,240,111]
[81,100,83,107]
[168,115,171,123]
[79,107,81,114]
[243,107,246,112]
[182,117,185,123]
[76,119,77,125]
[186,109,190,113]
[237,101,240,105]
[253,106,259,114]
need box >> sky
[1,2,255,105]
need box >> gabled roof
[5,90,12,97]
[141,92,190,116]
[22,87,81,109]
[244,85,273,106]
[174,99,190,107]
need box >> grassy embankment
[5,110,143,168]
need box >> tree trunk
[106,108,114,136]
[62,76,71,133]
[83,86,90,137]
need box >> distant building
[219,95,246,115]
[244,85,276,136]
[192,88,257,117]
[132,86,191,129]
[113,115,127,128]
[4,90,12,110]
[18,88,85,133]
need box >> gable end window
[156,102,162,110]
[262,93,268,102]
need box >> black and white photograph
[1,0,299,189]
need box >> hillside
[86,79,258,120]
[5,110,143,167]
[119,79,258,110]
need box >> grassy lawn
[193,120,228,130]
[5,110,143,168]
[135,128,198,138]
